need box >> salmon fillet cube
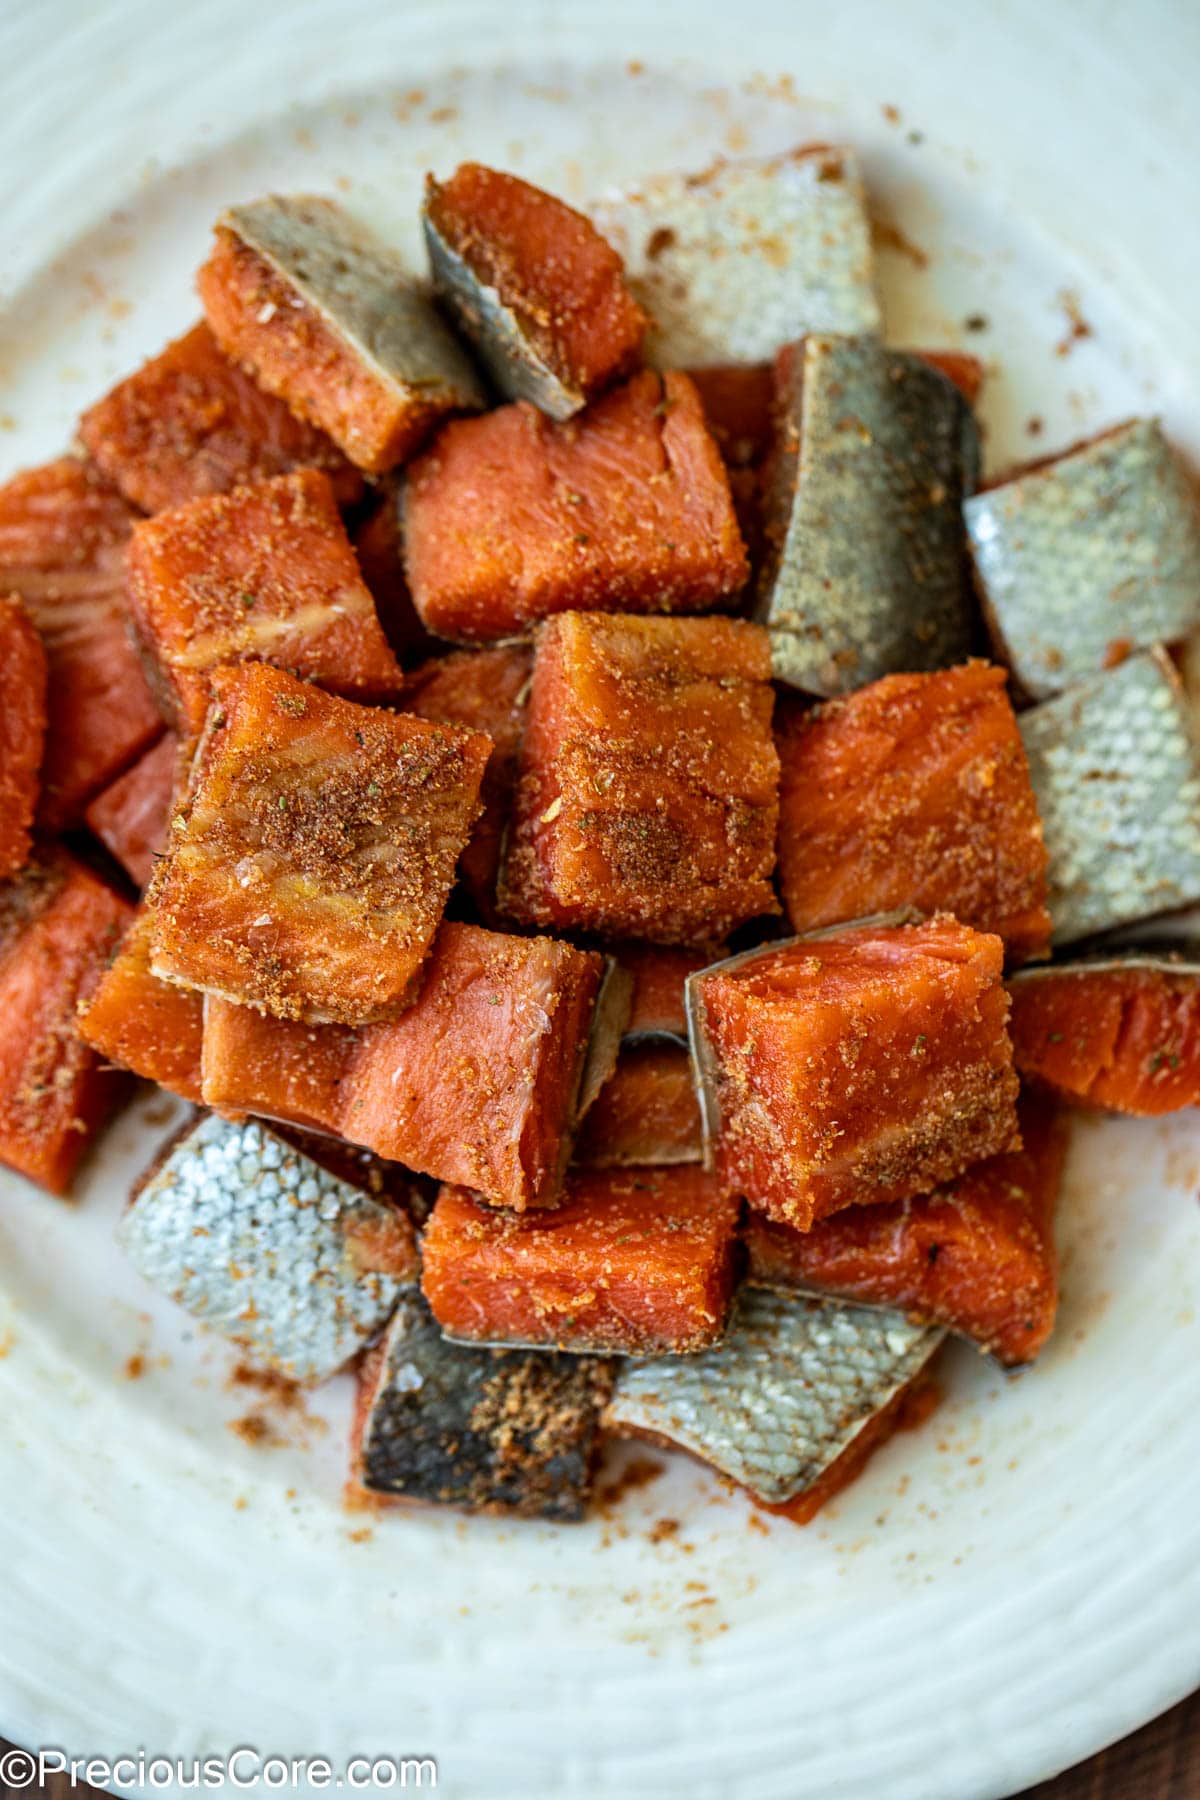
[423,162,647,419]
[0,458,163,829]
[404,643,533,918]
[573,1041,702,1168]
[500,612,779,945]
[198,196,485,474]
[340,920,616,1210]
[0,852,133,1194]
[125,468,403,737]
[776,663,1051,964]
[1008,959,1200,1115]
[352,489,439,666]
[690,917,1020,1229]
[615,943,716,1042]
[77,906,203,1102]
[84,732,179,889]
[0,595,47,881]
[744,1092,1065,1365]
[403,370,749,642]
[202,997,354,1133]
[421,1165,739,1353]
[147,663,490,1023]
[78,321,363,514]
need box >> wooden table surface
[5,1695,1200,1798]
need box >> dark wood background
[5,1695,1200,1797]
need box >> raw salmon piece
[1019,648,1200,946]
[499,612,779,945]
[0,458,163,829]
[198,197,485,473]
[919,349,985,407]
[403,370,749,642]
[339,920,623,1210]
[77,906,203,1101]
[603,1287,942,1512]
[351,488,439,665]
[424,162,647,419]
[615,943,716,1043]
[1008,956,1200,1115]
[0,851,133,1194]
[148,663,490,1024]
[421,1165,739,1353]
[0,595,47,881]
[121,1113,416,1382]
[966,418,1200,700]
[572,1042,703,1168]
[758,336,980,696]
[352,1290,613,1520]
[202,997,355,1133]
[590,145,880,367]
[775,663,1051,964]
[125,468,403,736]
[760,1372,941,1524]
[689,916,1020,1230]
[78,321,363,513]
[744,1092,1065,1365]
[84,732,179,889]
[404,643,533,918]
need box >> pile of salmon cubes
[4,144,1200,1527]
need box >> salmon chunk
[147,663,490,1023]
[573,1041,702,1167]
[84,733,179,889]
[403,370,749,642]
[500,612,779,944]
[201,997,354,1133]
[775,663,1051,964]
[421,1165,739,1353]
[125,469,403,736]
[198,196,485,473]
[404,643,533,917]
[1008,957,1200,1115]
[352,489,439,665]
[0,852,133,1193]
[689,917,1020,1230]
[0,595,47,881]
[340,921,617,1209]
[0,458,162,828]
[744,1093,1065,1365]
[616,943,716,1042]
[77,907,203,1102]
[423,162,647,419]
[78,321,363,513]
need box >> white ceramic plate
[2,3,1200,1796]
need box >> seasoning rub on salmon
[198,194,485,473]
[78,906,204,1103]
[757,335,980,696]
[120,1113,416,1382]
[147,663,490,1024]
[0,594,47,882]
[353,1290,614,1520]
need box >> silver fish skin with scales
[604,1285,943,1506]
[1019,647,1200,947]
[756,334,981,696]
[966,418,1200,701]
[119,1113,416,1383]
[357,1289,614,1521]
[218,196,486,421]
[590,145,880,368]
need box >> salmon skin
[757,335,980,696]
[1008,952,1200,1115]
[966,418,1200,701]
[78,320,363,514]
[1019,648,1200,947]
[423,163,647,420]
[687,913,1020,1230]
[199,196,485,474]
[84,733,179,890]
[590,145,880,367]
[354,1289,614,1520]
[0,594,47,882]
[119,1113,416,1382]
[604,1286,942,1507]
